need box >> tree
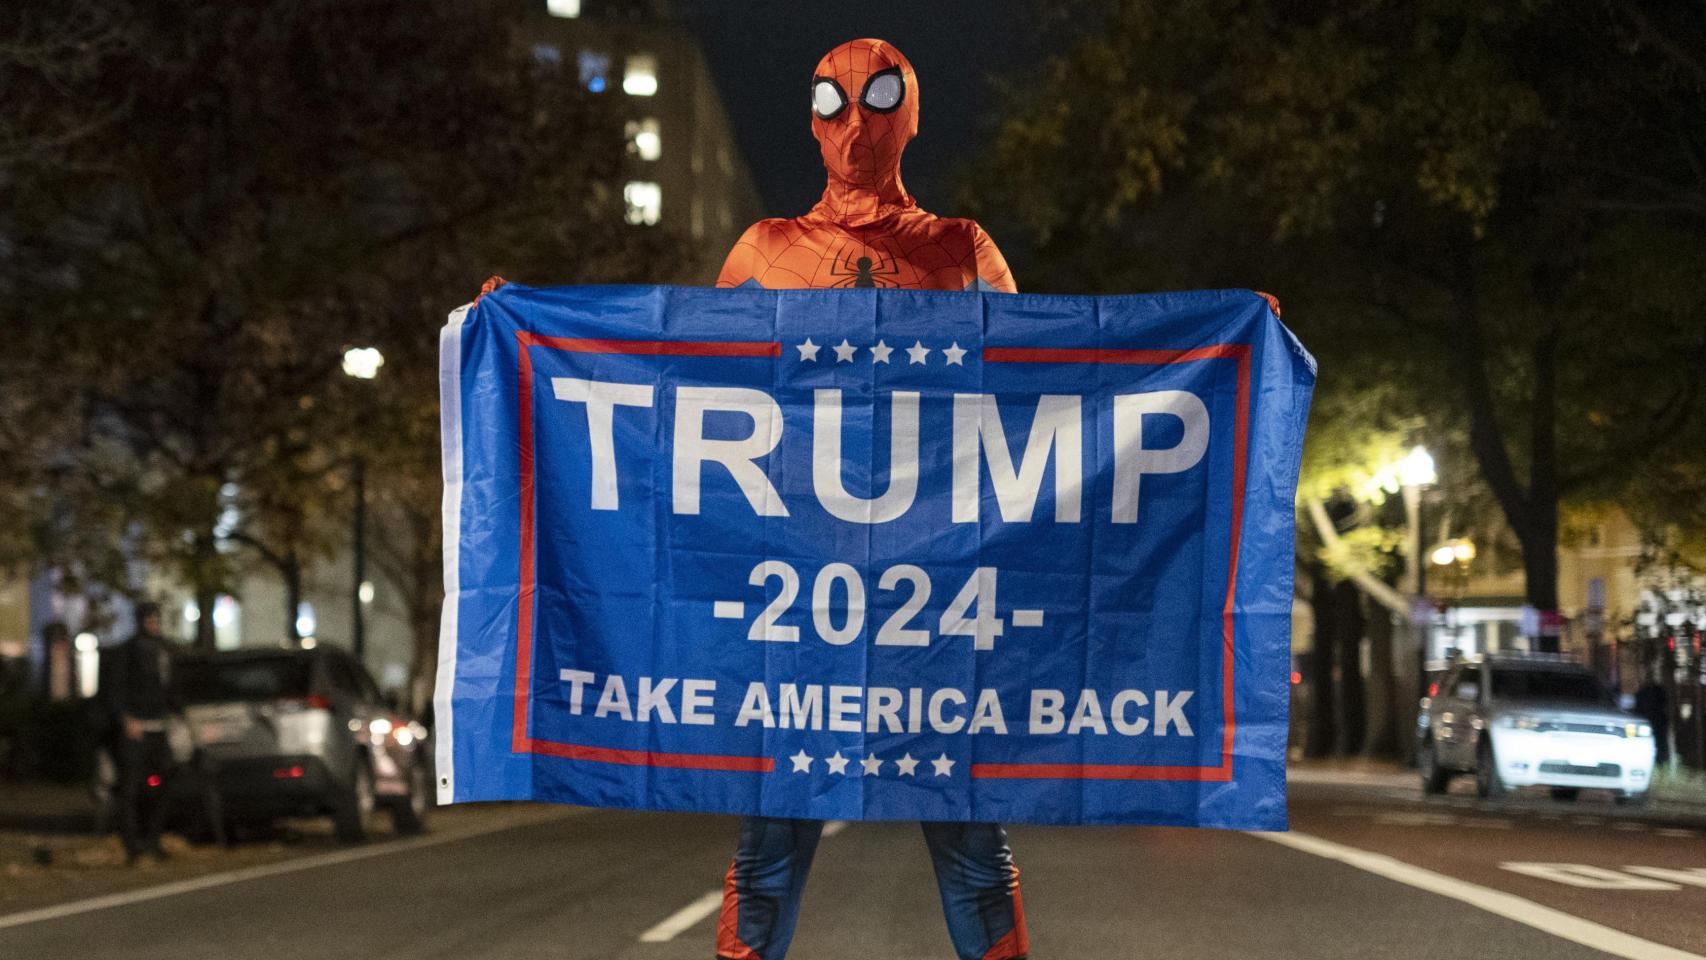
[967,0,1706,646]
[6,1,681,646]
[0,1,128,171]
[350,216,683,710]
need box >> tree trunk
[1448,244,1563,649]
[408,593,439,716]
[1305,564,1338,759]
[1525,320,1562,651]
[1364,597,1398,758]
[1333,579,1367,756]
[192,533,218,650]
[283,555,302,644]
[194,585,218,650]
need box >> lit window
[626,118,661,161]
[547,0,581,17]
[624,181,662,225]
[578,51,610,93]
[623,54,658,96]
[533,44,562,68]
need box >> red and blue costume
[714,39,1029,960]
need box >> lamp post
[342,347,384,665]
[1431,539,1478,643]
[1398,445,1436,693]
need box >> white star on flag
[795,338,821,361]
[943,342,968,366]
[931,753,956,777]
[895,753,919,777]
[825,751,849,775]
[789,750,814,773]
[861,755,883,776]
[870,340,893,364]
[833,339,857,362]
[906,341,931,365]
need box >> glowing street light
[342,347,383,661]
[1398,445,1436,488]
[1433,538,1477,568]
[342,346,384,380]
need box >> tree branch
[1304,496,1409,616]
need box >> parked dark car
[172,646,431,843]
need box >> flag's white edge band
[434,304,471,804]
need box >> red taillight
[272,766,305,779]
[1428,682,1439,697]
[146,775,162,788]
[1289,671,1302,685]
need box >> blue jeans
[716,816,1029,960]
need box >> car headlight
[1498,714,1542,730]
[1627,723,1652,738]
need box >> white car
[1418,653,1654,803]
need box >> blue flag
[435,284,1314,829]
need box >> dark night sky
[678,1,1048,217]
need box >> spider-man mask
[810,39,918,189]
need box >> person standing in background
[103,601,179,864]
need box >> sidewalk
[1650,764,1706,809]
[1288,754,1706,818]
[0,782,97,833]
[0,799,555,919]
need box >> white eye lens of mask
[813,81,845,118]
[861,73,903,110]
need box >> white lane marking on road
[636,820,850,945]
[1254,830,1706,960]
[638,891,724,943]
[1657,829,1698,839]
[1501,862,1680,890]
[0,807,582,932]
[1627,867,1706,888]
[1373,812,1459,827]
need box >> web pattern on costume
[716,37,1018,294]
[717,217,1014,291]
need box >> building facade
[7,0,764,702]
[525,0,763,281]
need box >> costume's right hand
[473,275,507,306]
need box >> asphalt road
[3,773,1704,960]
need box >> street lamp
[342,347,384,380]
[1398,445,1436,693]
[1398,445,1436,597]
[343,346,383,665]
[1398,445,1436,488]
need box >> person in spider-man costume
[715,39,1016,294]
[714,39,1029,960]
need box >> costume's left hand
[474,275,507,306]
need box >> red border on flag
[511,332,779,773]
[507,334,1251,782]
